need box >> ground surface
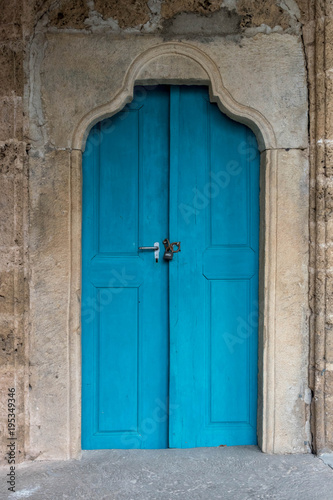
[1,446,333,499]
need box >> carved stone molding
[72,42,277,153]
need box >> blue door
[82,86,259,449]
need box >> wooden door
[81,87,170,449]
[81,86,259,449]
[169,87,259,447]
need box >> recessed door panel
[98,287,139,433]
[99,111,140,255]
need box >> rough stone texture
[161,0,222,19]
[35,0,304,34]
[48,0,89,30]
[0,176,15,247]
[256,148,310,454]
[0,0,28,468]
[1,447,333,500]
[161,8,241,36]
[0,97,23,141]
[0,0,22,39]
[28,150,71,460]
[273,149,310,452]
[304,0,333,455]
[160,0,302,34]
[0,317,14,365]
[0,143,28,464]
[326,371,333,450]
[236,0,291,29]
[94,0,150,28]
[0,43,24,95]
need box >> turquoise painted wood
[169,86,259,447]
[82,87,170,449]
[82,85,259,450]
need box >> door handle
[139,246,159,251]
[138,242,160,262]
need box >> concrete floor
[2,446,333,500]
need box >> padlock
[163,250,173,261]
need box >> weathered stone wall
[1,0,333,463]
[43,0,303,35]
[304,0,333,455]
[0,0,28,466]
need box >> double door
[82,85,259,449]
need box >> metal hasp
[162,238,181,261]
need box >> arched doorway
[81,85,259,449]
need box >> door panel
[98,287,139,432]
[82,87,170,449]
[99,109,139,254]
[168,86,259,447]
[82,85,259,450]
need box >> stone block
[0,364,26,466]
[0,44,15,95]
[236,0,293,30]
[161,9,241,36]
[325,18,333,67]
[326,75,333,138]
[0,270,15,315]
[326,271,333,301]
[0,141,24,175]
[0,24,22,40]
[0,174,14,246]
[28,150,72,459]
[273,149,310,453]
[0,0,21,25]
[326,324,333,364]
[161,0,221,19]
[325,372,333,448]
[0,43,23,96]
[48,0,89,29]
[326,244,333,271]
[94,0,149,28]
[0,317,14,365]
[13,96,23,140]
[0,97,14,140]
[324,143,333,177]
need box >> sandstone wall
[0,0,28,466]
[304,0,333,454]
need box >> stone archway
[68,42,279,456]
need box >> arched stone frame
[67,42,279,457]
